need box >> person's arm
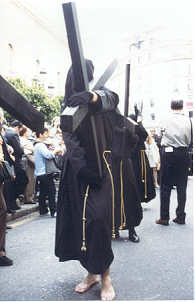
[66,88,119,113]
[91,88,119,112]
[38,143,61,160]
[136,123,148,142]
[9,133,24,157]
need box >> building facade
[0,0,70,97]
[0,0,193,124]
[127,28,193,127]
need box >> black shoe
[18,195,24,201]
[173,218,185,225]
[129,231,140,243]
[7,209,16,214]
[11,205,21,210]
[50,210,56,217]
[156,218,169,226]
[6,225,12,229]
[40,209,48,216]
[0,256,13,266]
[114,230,120,239]
[24,201,37,204]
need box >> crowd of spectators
[0,110,66,216]
[0,102,192,267]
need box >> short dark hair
[171,100,183,110]
[36,127,48,138]
[19,125,28,137]
[10,120,23,128]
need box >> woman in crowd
[145,132,160,188]
[0,122,14,266]
[19,126,36,204]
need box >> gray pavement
[1,176,193,301]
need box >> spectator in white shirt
[156,100,192,226]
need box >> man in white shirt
[156,100,192,225]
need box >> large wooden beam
[0,75,44,131]
[62,2,104,176]
[124,64,130,117]
[60,59,118,133]
[62,2,89,92]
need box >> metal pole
[124,64,130,117]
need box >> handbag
[2,161,15,180]
[45,158,60,175]
[54,154,64,170]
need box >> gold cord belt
[81,149,116,251]
[81,150,130,250]
[140,150,147,198]
[119,160,126,230]
[81,185,89,252]
[103,150,116,239]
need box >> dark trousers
[0,183,7,253]
[37,174,56,215]
[160,147,189,221]
[24,162,35,203]
[14,167,28,199]
[3,167,28,210]
[160,182,187,221]
[3,180,17,210]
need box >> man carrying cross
[55,2,143,300]
[55,58,118,301]
[55,3,120,300]
[55,57,142,300]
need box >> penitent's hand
[67,91,98,107]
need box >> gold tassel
[143,151,147,198]
[120,160,126,229]
[103,150,116,239]
[140,150,147,199]
[81,185,90,252]
[140,150,144,183]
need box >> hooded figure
[55,59,120,300]
[111,117,143,242]
[61,59,94,112]
[129,114,156,203]
[55,59,142,300]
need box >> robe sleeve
[136,123,148,142]
[89,87,119,113]
[62,132,86,176]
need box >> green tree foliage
[4,78,62,124]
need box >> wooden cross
[60,58,118,133]
[61,2,118,177]
[0,75,44,131]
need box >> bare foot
[75,274,99,294]
[101,275,115,301]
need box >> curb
[7,204,39,222]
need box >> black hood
[65,59,94,100]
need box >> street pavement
[0,177,193,301]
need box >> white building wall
[0,1,193,118]
[0,0,70,96]
[125,30,193,128]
